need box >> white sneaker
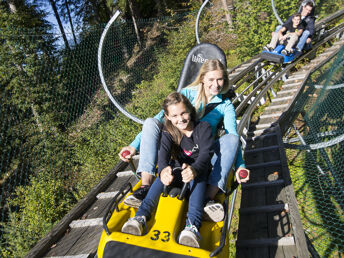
[121,216,146,236]
[178,224,201,248]
[203,200,224,222]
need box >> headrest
[176,43,227,92]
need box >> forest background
[1,0,343,256]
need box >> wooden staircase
[236,126,308,257]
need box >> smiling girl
[122,92,214,248]
[120,60,250,222]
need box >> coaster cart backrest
[176,43,227,92]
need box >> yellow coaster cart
[96,171,238,258]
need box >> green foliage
[1,172,71,257]
[230,0,300,60]
[124,13,198,119]
[72,113,141,197]
[316,0,344,20]
[1,0,344,256]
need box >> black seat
[176,43,227,92]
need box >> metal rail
[237,23,344,137]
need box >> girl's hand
[181,163,197,183]
[119,146,136,162]
[161,166,174,185]
[235,168,250,184]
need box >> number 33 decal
[150,230,170,242]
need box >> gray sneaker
[263,45,272,52]
[281,49,289,56]
[178,224,201,248]
[121,216,146,236]
[124,185,150,208]
[123,195,142,208]
[203,200,224,222]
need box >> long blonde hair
[187,59,229,118]
[163,92,196,159]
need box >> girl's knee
[302,30,310,38]
[143,118,162,131]
[221,134,239,146]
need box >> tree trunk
[221,0,233,30]
[64,0,77,45]
[127,0,142,48]
[8,1,17,13]
[49,0,70,50]
[101,0,111,21]
[153,0,165,16]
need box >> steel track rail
[227,9,344,90]
[237,24,344,136]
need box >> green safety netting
[1,9,344,257]
[283,45,344,257]
[0,14,192,255]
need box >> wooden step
[46,254,93,258]
[236,236,295,247]
[96,191,119,199]
[245,145,279,153]
[246,160,281,169]
[69,218,103,228]
[239,203,288,214]
[242,179,285,189]
[117,170,135,177]
[245,132,277,143]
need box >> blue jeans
[208,134,239,193]
[296,30,311,51]
[136,118,240,192]
[136,118,163,177]
[136,174,207,229]
[274,25,311,51]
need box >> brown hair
[305,1,314,8]
[162,92,196,159]
[292,13,301,19]
[187,59,229,118]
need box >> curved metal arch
[315,83,344,89]
[271,0,283,25]
[97,10,144,125]
[285,133,344,150]
[195,0,211,44]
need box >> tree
[63,0,77,45]
[0,1,66,255]
[127,0,142,47]
[221,0,233,29]
[2,0,57,132]
[48,0,70,49]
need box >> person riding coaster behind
[122,92,214,248]
[119,59,250,223]
[267,0,315,55]
[263,13,305,56]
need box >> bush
[1,173,71,257]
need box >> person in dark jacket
[264,13,305,55]
[271,0,315,52]
[291,0,315,51]
[121,92,214,248]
